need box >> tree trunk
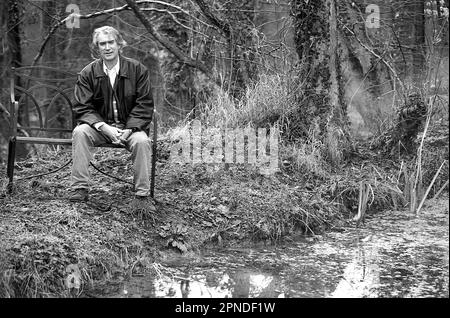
[7,0,22,69]
[390,0,426,86]
[0,0,11,155]
[194,0,258,98]
[3,0,27,160]
[411,1,425,84]
[291,0,352,164]
[224,0,258,98]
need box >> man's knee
[73,123,93,139]
[131,131,151,144]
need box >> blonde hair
[90,26,127,58]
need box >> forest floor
[0,135,447,297]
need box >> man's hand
[119,129,133,145]
[99,124,123,144]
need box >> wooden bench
[6,65,157,197]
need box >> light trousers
[71,123,152,197]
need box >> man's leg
[71,123,109,192]
[127,131,152,197]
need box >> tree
[0,0,26,160]
[291,0,353,164]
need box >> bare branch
[341,23,406,95]
[30,0,215,67]
[140,7,212,40]
[124,0,219,86]
[137,0,213,29]
[191,0,231,38]
[31,4,130,67]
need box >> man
[70,25,155,212]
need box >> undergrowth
[0,71,447,298]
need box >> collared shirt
[103,58,120,124]
[103,58,120,87]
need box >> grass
[0,144,344,297]
[196,73,296,129]
[0,69,447,298]
[1,133,406,298]
[280,140,327,178]
[1,119,445,297]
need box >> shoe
[131,196,156,214]
[69,188,89,202]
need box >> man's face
[97,33,119,63]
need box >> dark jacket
[73,55,154,131]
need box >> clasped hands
[99,124,132,146]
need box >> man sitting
[69,25,155,213]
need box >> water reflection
[153,274,232,298]
[108,199,448,298]
[119,270,283,298]
[329,238,380,298]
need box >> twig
[397,160,404,184]
[15,160,72,182]
[191,0,231,37]
[353,181,369,226]
[412,97,435,210]
[355,181,363,221]
[341,24,405,95]
[89,161,134,185]
[416,161,447,215]
[432,180,449,200]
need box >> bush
[198,73,296,129]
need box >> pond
[101,198,449,298]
